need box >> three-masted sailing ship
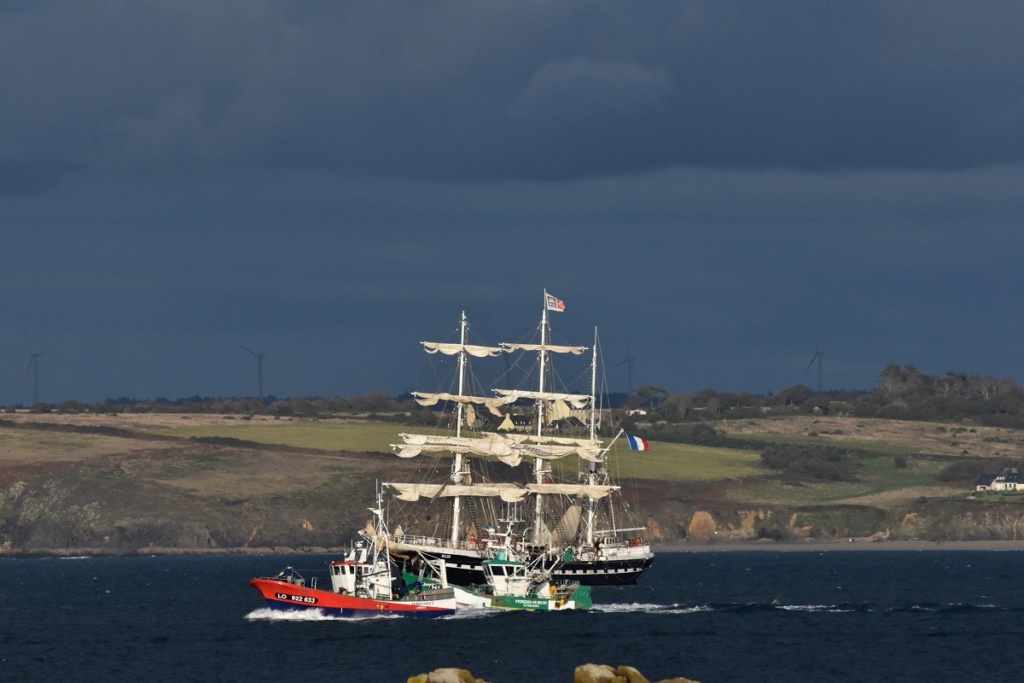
[383,292,654,587]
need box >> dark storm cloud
[3,1,1023,405]
[4,160,1021,404]
[3,1,1023,194]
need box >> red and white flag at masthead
[545,292,565,312]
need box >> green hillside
[2,411,1023,555]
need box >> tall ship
[383,292,654,587]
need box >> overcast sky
[2,1,1023,406]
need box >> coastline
[655,539,1024,552]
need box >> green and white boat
[402,526,592,612]
[481,544,591,612]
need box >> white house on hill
[975,468,1022,492]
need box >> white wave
[244,607,402,622]
[446,608,501,620]
[245,607,342,622]
[245,606,468,622]
[777,604,852,613]
[593,602,707,614]
[662,605,716,615]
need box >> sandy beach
[655,539,1024,552]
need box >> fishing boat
[482,546,591,612]
[400,525,591,612]
[478,522,591,611]
[249,499,457,619]
[384,291,654,588]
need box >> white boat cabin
[482,550,551,598]
[328,542,393,599]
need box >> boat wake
[244,608,414,622]
[245,608,343,622]
[593,602,709,614]
[593,601,1015,615]
[446,608,501,620]
[244,606,498,622]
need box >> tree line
[11,364,1024,433]
[621,364,1024,430]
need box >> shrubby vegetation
[759,444,858,482]
[623,365,1024,435]
[935,457,1019,484]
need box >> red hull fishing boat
[250,499,457,619]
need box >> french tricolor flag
[625,434,649,451]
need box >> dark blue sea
[2,550,1022,682]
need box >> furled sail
[391,432,520,462]
[411,391,513,417]
[517,443,602,462]
[493,389,591,409]
[422,341,504,358]
[525,483,618,499]
[385,482,528,503]
[384,481,615,502]
[500,342,586,355]
[504,434,604,462]
[509,434,601,447]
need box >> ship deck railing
[390,533,652,558]
[570,543,652,561]
[390,534,482,552]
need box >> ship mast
[450,311,470,545]
[585,327,599,546]
[532,294,551,543]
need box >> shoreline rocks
[407,665,700,683]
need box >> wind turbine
[25,337,41,405]
[610,335,636,395]
[805,341,823,394]
[240,345,268,400]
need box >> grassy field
[728,454,958,508]
[0,428,140,463]
[156,420,414,454]
[4,412,1021,502]
[151,420,1007,511]
[158,420,764,482]
[605,441,762,482]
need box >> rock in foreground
[407,669,489,683]
[407,665,699,683]
[575,664,700,683]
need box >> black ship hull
[392,545,654,587]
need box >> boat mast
[585,327,599,546]
[450,311,469,546]
[533,294,550,544]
